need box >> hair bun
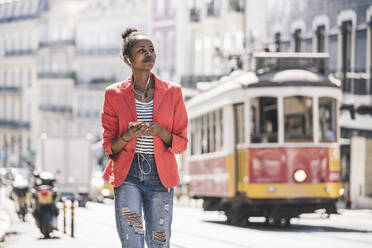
[121,27,139,40]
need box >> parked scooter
[31,171,59,238]
[11,177,29,222]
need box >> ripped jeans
[114,153,174,248]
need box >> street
[2,199,372,248]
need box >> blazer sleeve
[101,89,119,160]
[168,87,188,154]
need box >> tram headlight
[339,187,345,196]
[293,169,307,183]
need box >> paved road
[2,199,372,248]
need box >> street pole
[71,198,75,238]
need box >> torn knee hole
[164,204,169,211]
[122,207,144,233]
[153,231,166,243]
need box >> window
[28,68,32,88]
[18,99,22,121]
[216,109,223,151]
[294,29,302,52]
[191,108,223,155]
[13,0,22,16]
[228,0,244,12]
[189,0,201,22]
[319,97,337,142]
[4,70,7,87]
[234,103,245,144]
[284,96,313,142]
[341,21,352,92]
[275,33,281,52]
[316,25,325,52]
[208,112,216,152]
[190,119,195,155]
[11,135,15,154]
[206,0,220,17]
[27,137,31,152]
[31,0,39,14]
[251,97,278,143]
[19,69,23,88]
[27,103,31,121]
[201,115,208,153]
[11,70,15,87]
[219,109,223,149]
[1,98,5,119]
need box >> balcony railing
[0,120,30,129]
[0,14,38,23]
[330,68,372,95]
[38,71,76,80]
[76,48,120,56]
[0,86,23,93]
[39,40,75,48]
[4,50,36,57]
[39,105,72,114]
[180,74,227,89]
[77,110,100,118]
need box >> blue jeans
[114,153,174,248]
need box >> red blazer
[101,72,188,188]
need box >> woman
[101,27,188,248]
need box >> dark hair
[121,27,142,60]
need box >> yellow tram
[185,53,343,226]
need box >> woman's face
[126,35,156,71]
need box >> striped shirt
[135,99,154,154]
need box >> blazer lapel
[152,73,166,122]
[120,77,137,121]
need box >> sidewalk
[0,185,15,244]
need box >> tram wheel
[226,211,247,226]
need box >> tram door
[233,103,246,193]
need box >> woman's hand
[142,122,163,136]
[143,122,173,147]
[122,122,148,141]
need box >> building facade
[0,0,48,168]
[265,0,372,207]
[176,0,267,89]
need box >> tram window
[251,97,278,143]
[192,109,224,155]
[284,96,313,142]
[215,110,222,151]
[190,119,195,155]
[196,117,202,154]
[202,115,208,153]
[319,97,337,142]
[208,112,216,152]
[217,109,223,150]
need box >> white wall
[350,136,372,209]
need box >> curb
[0,186,14,244]
[0,206,11,243]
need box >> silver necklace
[133,74,151,101]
